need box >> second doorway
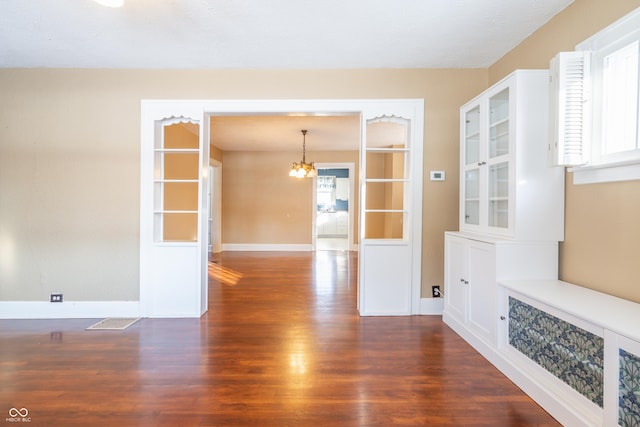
[314,164,354,251]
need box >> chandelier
[289,130,316,178]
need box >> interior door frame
[209,159,222,254]
[140,99,423,317]
[312,162,356,251]
[358,108,424,315]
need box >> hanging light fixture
[289,130,316,178]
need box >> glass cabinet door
[487,87,510,229]
[464,169,480,225]
[489,88,509,159]
[463,106,481,227]
[461,82,514,234]
[488,162,509,228]
[465,106,480,165]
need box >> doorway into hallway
[313,164,354,252]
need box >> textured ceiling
[1,0,573,69]
[2,0,574,151]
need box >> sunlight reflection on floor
[208,262,243,286]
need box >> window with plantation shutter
[549,51,591,167]
[554,7,640,184]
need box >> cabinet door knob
[500,316,506,320]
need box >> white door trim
[313,162,356,251]
[209,159,222,254]
[358,106,424,315]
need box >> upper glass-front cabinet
[459,70,565,241]
[462,88,511,232]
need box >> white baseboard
[222,243,313,251]
[0,301,141,319]
[419,297,444,315]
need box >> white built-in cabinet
[445,70,565,338]
[498,280,640,426]
[460,70,564,241]
[444,234,496,345]
[445,67,640,426]
[444,66,640,426]
[444,232,559,348]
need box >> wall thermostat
[430,170,446,181]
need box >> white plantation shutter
[549,51,591,166]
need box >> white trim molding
[420,297,444,315]
[140,98,423,318]
[0,301,141,319]
[570,159,640,184]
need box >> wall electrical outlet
[431,285,442,298]
[50,293,63,303]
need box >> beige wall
[489,0,640,303]
[4,1,635,305]
[210,144,223,163]
[0,70,141,301]
[221,150,359,244]
[489,1,639,85]
[0,68,485,301]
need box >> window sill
[569,159,640,185]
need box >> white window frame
[571,7,640,185]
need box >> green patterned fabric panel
[508,296,604,407]
[620,349,640,427]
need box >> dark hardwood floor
[0,251,559,426]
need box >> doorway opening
[140,99,423,318]
[313,163,354,251]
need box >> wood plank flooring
[0,251,559,426]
